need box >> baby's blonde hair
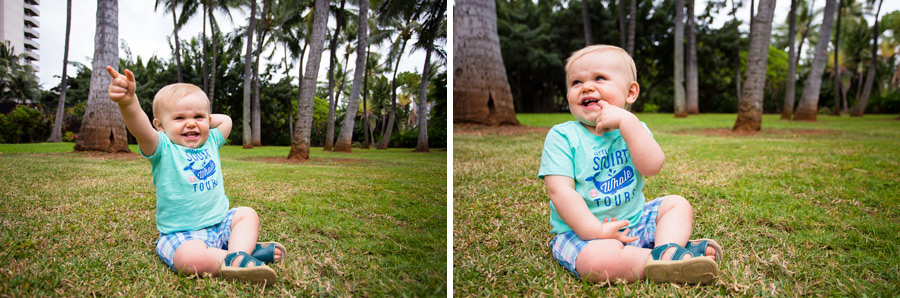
[565,45,637,87]
[152,83,209,118]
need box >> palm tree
[334,0,369,152]
[733,0,776,132]
[583,0,593,46]
[794,0,838,121]
[376,0,418,149]
[685,0,699,114]
[627,0,636,55]
[453,0,518,125]
[617,0,625,48]
[252,0,274,147]
[289,0,330,161]
[851,0,883,116]
[75,0,129,153]
[324,0,348,151]
[242,0,257,149]
[832,0,845,115]
[155,0,184,82]
[413,0,446,152]
[674,0,686,117]
[47,0,72,142]
[781,0,799,119]
[730,0,743,100]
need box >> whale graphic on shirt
[585,166,634,194]
[182,160,216,181]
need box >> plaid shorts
[155,208,238,271]
[549,197,664,278]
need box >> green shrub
[0,105,52,143]
[643,103,660,113]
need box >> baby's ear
[625,81,640,104]
[152,118,164,132]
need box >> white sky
[35,1,427,91]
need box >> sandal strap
[684,240,709,256]
[650,243,701,261]
[252,243,276,263]
[224,251,264,267]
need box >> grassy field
[453,113,900,296]
[0,144,446,297]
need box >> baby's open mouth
[582,98,599,108]
[183,132,200,139]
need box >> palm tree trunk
[363,47,372,149]
[794,0,837,121]
[252,0,269,147]
[208,8,218,111]
[733,0,776,133]
[172,6,183,82]
[627,0,636,55]
[325,0,347,151]
[617,0,625,48]
[414,45,433,152]
[289,0,329,161]
[75,0,129,153]
[685,0,699,114]
[583,0,593,46]
[782,0,798,120]
[851,0,882,117]
[242,0,257,149]
[48,0,72,142]
[335,0,369,153]
[202,0,209,94]
[377,35,408,150]
[832,0,843,116]
[731,0,741,100]
[674,0,686,117]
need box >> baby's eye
[175,116,184,120]
[194,115,204,119]
[595,76,605,81]
[572,80,582,85]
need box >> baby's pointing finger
[124,69,135,82]
[105,65,119,78]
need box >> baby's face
[154,92,211,148]
[566,51,637,126]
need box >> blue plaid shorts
[549,197,664,277]
[155,208,238,271]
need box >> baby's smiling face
[153,92,211,148]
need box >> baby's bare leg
[654,195,715,259]
[226,207,261,265]
[172,240,230,275]
[575,239,651,283]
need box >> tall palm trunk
[363,47,372,148]
[288,0,329,161]
[325,0,347,151]
[376,34,408,149]
[335,0,369,153]
[617,0,625,48]
[685,0,699,114]
[252,0,269,147]
[242,0,257,149]
[731,0,742,100]
[832,0,843,116]
[782,0,798,119]
[733,0,776,133]
[75,0,129,153]
[172,5,183,82]
[208,3,218,110]
[414,46,433,152]
[673,0,686,117]
[583,0,593,46]
[202,2,209,94]
[851,0,882,116]
[48,0,72,142]
[627,0,636,55]
[794,0,837,121]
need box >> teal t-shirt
[538,121,651,234]
[142,128,229,234]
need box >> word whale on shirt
[182,160,216,181]
[586,166,635,195]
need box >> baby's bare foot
[659,245,716,261]
[274,248,283,263]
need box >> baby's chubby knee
[660,195,691,211]
[234,206,259,222]
[575,239,629,281]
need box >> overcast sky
[35,1,428,91]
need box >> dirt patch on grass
[454,123,549,136]
[68,151,143,160]
[676,128,835,137]
[248,157,369,164]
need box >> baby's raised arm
[545,175,639,242]
[210,114,233,140]
[106,66,159,155]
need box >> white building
[1,0,40,77]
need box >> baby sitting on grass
[106,66,286,285]
[538,45,723,284]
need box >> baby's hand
[106,66,136,105]
[600,217,638,243]
[594,101,636,134]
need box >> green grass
[453,113,900,296]
[0,144,446,297]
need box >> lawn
[453,113,900,296]
[0,144,447,297]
